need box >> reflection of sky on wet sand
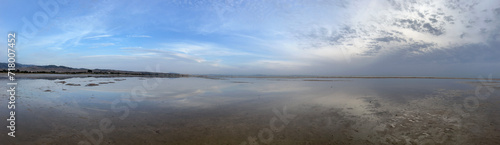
[0,77,499,144]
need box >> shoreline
[209,75,500,80]
[0,73,186,80]
[0,73,498,80]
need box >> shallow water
[1,76,499,144]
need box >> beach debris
[85,83,99,86]
[55,81,66,84]
[65,83,81,86]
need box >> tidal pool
[1,76,499,144]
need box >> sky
[1,0,499,77]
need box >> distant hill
[0,63,35,69]
[0,63,187,77]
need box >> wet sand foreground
[0,75,499,144]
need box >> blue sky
[1,0,499,77]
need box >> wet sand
[0,75,499,144]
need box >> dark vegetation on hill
[0,63,187,77]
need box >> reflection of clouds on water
[15,77,358,110]
[170,89,205,99]
[308,92,373,117]
[1,77,499,144]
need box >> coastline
[1,73,498,80]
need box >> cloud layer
[1,0,499,76]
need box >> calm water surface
[1,76,499,144]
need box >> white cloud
[84,34,112,39]
[120,47,206,63]
[161,42,255,56]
